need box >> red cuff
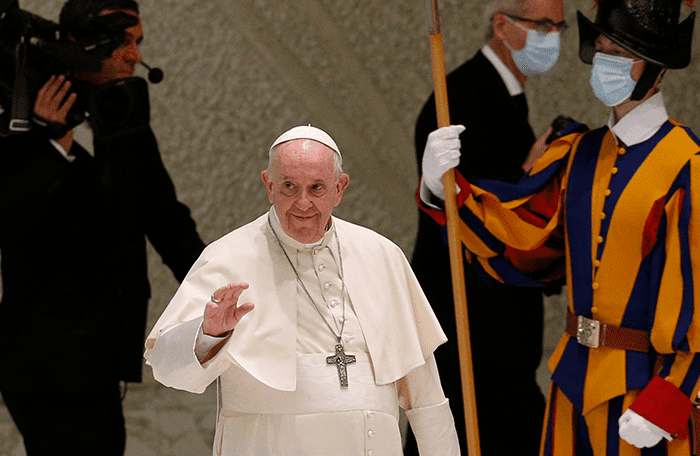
[453,170,471,207]
[416,179,447,225]
[629,376,693,439]
[416,171,472,226]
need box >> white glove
[422,125,466,200]
[618,409,673,448]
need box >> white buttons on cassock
[365,411,376,456]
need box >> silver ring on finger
[211,292,222,303]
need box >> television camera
[0,0,163,139]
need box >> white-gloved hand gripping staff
[422,125,465,200]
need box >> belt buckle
[576,316,600,348]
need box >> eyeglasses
[504,14,569,33]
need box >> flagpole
[426,1,481,454]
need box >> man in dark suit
[405,0,566,454]
[0,1,205,455]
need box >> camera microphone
[140,61,163,84]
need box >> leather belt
[565,310,650,352]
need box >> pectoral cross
[326,340,356,388]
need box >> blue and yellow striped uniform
[421,119,700,455]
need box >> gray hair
[268,140,344,179]
[484,0,529,39]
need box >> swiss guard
[418,0,700,454]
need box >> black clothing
[0,126,205,453]
[3,386,126,456]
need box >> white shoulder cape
[145,212,447,391]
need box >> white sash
[220,352,399,418]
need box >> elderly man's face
[262,139,349,244]
[499,0,565,51]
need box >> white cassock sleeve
[148,316,232,394]
[398,355,460,455]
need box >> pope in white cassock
[144,125,460,455]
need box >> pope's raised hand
[202,283,255,337]
[422,125,466,200]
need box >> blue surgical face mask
[505,20,561,77]
[589,52,642,107]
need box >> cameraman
[0,1,205,455]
